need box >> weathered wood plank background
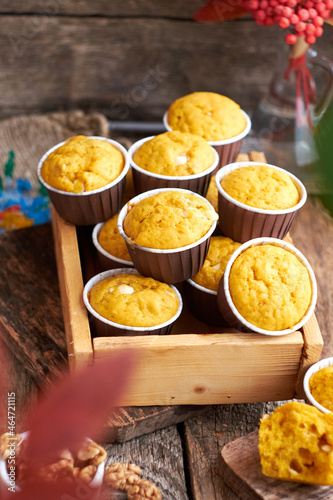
[0,0,332,121]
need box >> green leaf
[4,149,15,178]
[314,103,333,216]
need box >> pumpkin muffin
[192,236,241,291]
[205,175,218,213]
[259,402,333,485]
[41,135,124,193]
[98,213,131,262]
[309,367,333,412]
[166,92,247,142]
[229,244,312,331]
[123,189,218,250]
[88,273,180,327]
[132,131,216,177]
[221,164,299,210]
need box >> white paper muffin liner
[303,357,333,413]
[92,222,134,271]
[37,136,130,226]
[128,135,219,196]
[163,110,251,174]
[83,268,183,336]
[217,237,317,336]
[117,187,218,284]
[0,432,105,498]
[215,161,307,243]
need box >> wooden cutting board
[219,430,333,499]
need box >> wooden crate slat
[93,332,304,406]
[294,313,323,399]
[52,207,93,371]
[248,151,267,163]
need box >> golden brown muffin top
[89,273,179,327]
[167,92,247,141]
[123,190,218,250]
[192,236,241,291]
[229,244,312,331]
[41,135,124,193]
[221,165,299,210]
[133,131,215,176]
[309,367,333,412]
[98,214,131,262]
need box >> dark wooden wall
[0,1,332,121]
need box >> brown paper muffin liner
[217,237,317,336]
[83,268,183,337]
[128,136,219,196]
[163,110,251,175]
[212,140,242,173]
[215,161,307,243]
[117,188,217,284]
[183,279,228,327]
[37,136,130,226]
[92,222,134,271]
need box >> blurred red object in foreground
[193,0,333,36]
[2,350,136,500]
[193,0,247,22]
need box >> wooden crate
[52,154,323,407]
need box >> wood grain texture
[290,197,333,360]
[52,208,93,372]
[103,405,209,444]
[103,425,189,500]
[0,223,68,384]
[0,16,332,121]
[94,332,304,406]
[183,403,278,500]
[0,0,207,18]
[294,314,323,399]
[0,336,39,436]
[219,431,333,500]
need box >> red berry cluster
[240,0,332,44]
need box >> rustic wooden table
[0,188,332,500]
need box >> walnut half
[104,462,142,491]
[0,433,22,460]
[104,463,162,499]
[127,479,162,500]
